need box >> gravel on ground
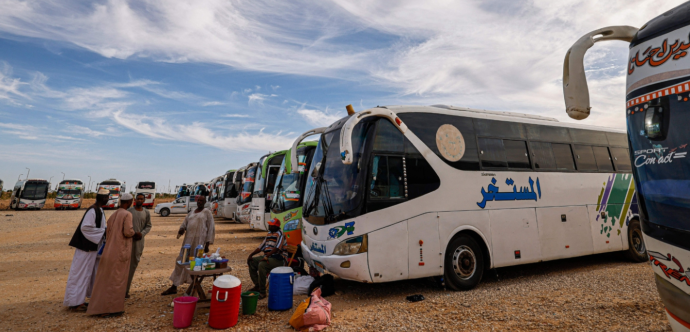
[0,210,671,331]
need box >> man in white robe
[63,189,110,310]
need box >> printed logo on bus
[649,251,690,288]
[328,221,355,240]
[596,174,638,238]
[634,144,687,167]
[628,34,690,75]
[283,210,299,222]
[477,177,541,209]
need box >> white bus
[54,179,84,210]
[135,181,156,209]
[10,178,50,210]
[564,4,690,329]
[236,162,258,224]
[299,105,643,290]
[214,169,240,220]
[97,179,126,209]
[249,151,287,231]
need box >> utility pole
[61,172,65,181]
[168,179,171,195]
[49,176,54,191]
[25,168,30,180]
[87,175,91,193]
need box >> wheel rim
[452,245,476,280]
[632,228,646,255]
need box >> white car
[155,195,213,217]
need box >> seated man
[246,218,287,299]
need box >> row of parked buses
[158,102,653,296]
[4,178,157,210]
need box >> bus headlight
[333,234,368,256]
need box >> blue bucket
[268,267,294,311]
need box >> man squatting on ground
[126,193,152,298]
[63,189,110,311]
[247,218,287,299]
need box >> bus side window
[609,147,632,172]
[530,141,556,169]
[406,155,440,198]
[592,146,615,172]
[503,140,531,169]
[552,143,576,171]
[478,138,508,168]
[572,145,598,171]
[370,155,390,198]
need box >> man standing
[247,218,287,299]
[126,193,152,298]
[63,189,110,311]
[87,193,138,317]
[161,195,214,295]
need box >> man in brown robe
[87,193,139,317]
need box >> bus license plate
[311,260,325,273]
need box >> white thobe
[63,208,106,307]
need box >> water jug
[209,275,242,329]
[268,267,294,311]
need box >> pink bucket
[173,296,199,329]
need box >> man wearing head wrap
[87,193,137,317]
[63,188,110,311]
[125,193,152,298]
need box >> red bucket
[173,296,199,329]
[209,275,242,329]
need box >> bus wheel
[444,234,484,291]
[160,208,170,217]
[626,219,647,262]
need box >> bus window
[370,156,389,198]
[530,141,556,169]
[478,138,507,168]
[609,147,632,172]
[503,140,531,169]
[405,156,440,198]
[552,143,576,171]
[592,146,614,172]
[572,145,597,171]
[374,120,404,152]
[570,128,607,145]
[526,125,571,143]
[475,119,527,139]
[606,132,628,147]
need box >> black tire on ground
[444,234,485,291]
[625,218,648,262]
[160,208,170,217]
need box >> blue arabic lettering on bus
[310,243,326,254]
[477,177,541,209]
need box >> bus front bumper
[300,242,372,283]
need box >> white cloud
[223,114,250,118]
[202,101,226,107]
[68,125,106,137]
[248,93,272,106]
[112,110,293,152]
[297,108,341,127]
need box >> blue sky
[0,0,684,191]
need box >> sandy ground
[0,210,672,331]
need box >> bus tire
[160,208,170,217]
[444,234,484,291]
[625,219,647,262]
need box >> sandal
[248,285,260,292]
[258,293,267,300]
[100,312,124,318]
[68,304,88,312]
[161,286,178,296]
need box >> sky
[0,0,685,192]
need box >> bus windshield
[57,189,81,196]
[21,182,48,200]
[224,173,237,198]
[178,186,190,197]
[628,94,690,233]
[303,120,375,225]
[239,166,257,204]
[137,182,155,189]
[271,146,314,214]
[253,156,268,197]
